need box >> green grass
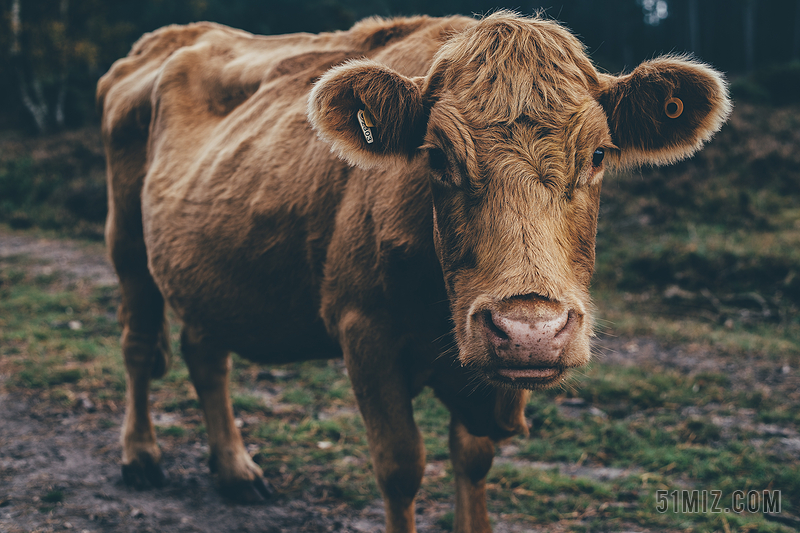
[232,393,267,413]
[0,269,127,402]
[41,490,65,504]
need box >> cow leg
[117,282,171,489]
[109,220,171,489]
[449,417,495,533]
[180,327,273,503]
[339,310,425,533]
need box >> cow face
[308,13,731,390]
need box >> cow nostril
[555,310,578,339]
[482,310,509,341]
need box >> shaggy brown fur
[98,12,730,533]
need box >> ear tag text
[357,109,375,144]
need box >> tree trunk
[55,0,69,129]
[10,0,71,132]
[11,0,49,132]
[744,0,757,73]
[55,76,67,129]
[688,0,700,55]
[10,0,21,55]
[793,0,800,61]
[19,80,48,133]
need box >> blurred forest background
[1,0,800,132]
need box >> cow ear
[307,59,427,169]
[596,56,732,168]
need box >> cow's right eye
[592,148,605,167]
[428,148,448,173]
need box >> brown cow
[97,12,730,532]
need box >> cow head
[308,13,731,390]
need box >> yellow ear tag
[362,108,376,127]
[357,109,374,144]
[665,97,684,119]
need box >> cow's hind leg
[110,230,171,489]
[180,326,274,502]
[449,418,494,533]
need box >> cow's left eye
[592,148,605,167]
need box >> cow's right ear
[308,59,427,168]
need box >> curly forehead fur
[424,11,600,123]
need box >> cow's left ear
[308,59,427,169]
[595,56,732,168]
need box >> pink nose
[482,302,577,367]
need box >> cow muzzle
[474,294,584,387]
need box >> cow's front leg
[449,417,494,533]
[181,327,273,502]
[339,310,425,533]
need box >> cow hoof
[220,476,276,503]
[122,455,169,489]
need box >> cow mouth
[487,365,566,388]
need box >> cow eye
[428,148,448,173]
[592,148,605,167]
[426,146,462,187]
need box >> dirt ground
[1,230,797,533]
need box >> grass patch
[0,268,126,399]
[158,425,187,438]
[41,490,64,503]
[232,393,266,413]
